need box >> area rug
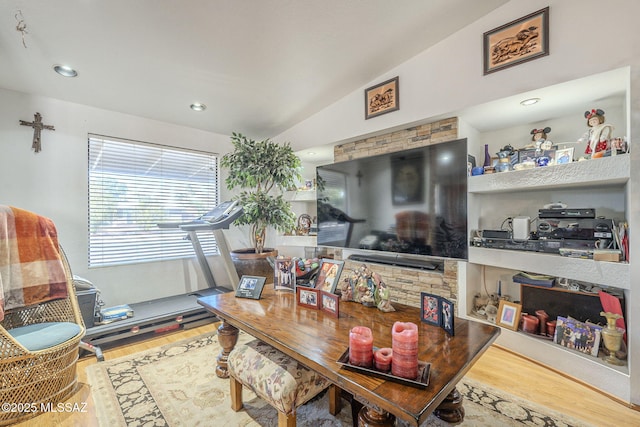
[85,332,594,427]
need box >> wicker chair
[0,246,85,425]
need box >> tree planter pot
[230,248,278,284]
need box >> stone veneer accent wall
[334,117,458,162]
[329,117,461,313]
[336,258,459,310]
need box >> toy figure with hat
[579,108,614,156]
[530,127,553,151]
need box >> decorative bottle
[483,144,491,167]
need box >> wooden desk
[198,287,499,426]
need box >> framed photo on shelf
[274,257,295,291]
[497,300,522,331]
[555,147,574,164]
[553,316,602,357]
[420,292,441,327]
[441,297,455,336]
[483,7,549,75]
[296,286,320,309]
[320,290,340,318]
[314,259,344,294]
[365,76,399,119]
[235,275,266,300]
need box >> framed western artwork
[420,292,441,327]
[365,76,399,119]
[320,290,340,318]
[235,275,266,300]
[314,259,344,294]
[296,286,320,309]
[274,257,295,291]
[483,7,549,75]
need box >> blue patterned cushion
[228,339,330,415]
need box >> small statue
[530,127,553,151]
[340,278,353,301]
[376,281,396,312]
[578,109,614,156]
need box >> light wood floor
[13,323,640,427]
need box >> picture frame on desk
[497,300,522,331]
[320,290,339,317]
[274,257,295,292]
[420,292,441,327]
[235,275,266,300]
[441,297,455,336]
[314,259,344,294]
[297,286,320,309]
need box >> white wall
[0,88,235,306]
[277,0,640,151]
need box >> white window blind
[88,135,219,267]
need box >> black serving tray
[337,348,431,388]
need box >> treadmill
[82,201,243,353]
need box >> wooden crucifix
[19,112,55,153]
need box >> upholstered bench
[227,339,340,427]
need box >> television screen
[316,138,468,260]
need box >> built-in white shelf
[468,155,630,194]
[277,235,317,247]
[284,190,317,202]
[468,247,629,289]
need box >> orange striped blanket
[0,206,67,322]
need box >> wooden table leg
[215,319,239,378]
[434,386,465,423]
[357,406,395,427]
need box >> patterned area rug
[85,332,594,427]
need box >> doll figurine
[530,127,553,151]
[579,109,614,156]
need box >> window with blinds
[88,135,219,267]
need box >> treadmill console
[201,200,239,223]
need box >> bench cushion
[228,339,330,415]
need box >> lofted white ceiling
[0,0,509,140]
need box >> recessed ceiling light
[520,97,540,106]
[307,151,316,156]
[53,65,78,77]
[190,103,206,111]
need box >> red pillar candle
[391,321,419,379]
[374,348,392,372]
[349,326,373,368]
[522,314,539,334]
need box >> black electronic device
[316,139,468,260]
[481,229,511,239]
[538,208,596,219]
[480,238,541,252]
[537,218,613,240]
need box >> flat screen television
[316,138,468,260]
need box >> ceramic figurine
[530,127,553,151]
[579,109,614,156]
[375,281,396,312]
